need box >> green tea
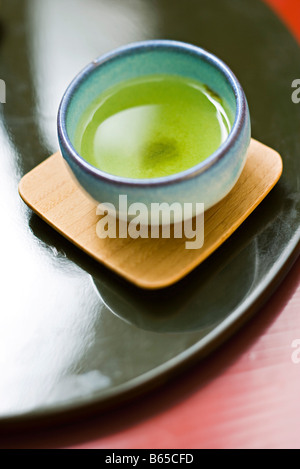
[75,74,232,179]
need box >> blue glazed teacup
[57,40,251,224]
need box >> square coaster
[19,139,282,289]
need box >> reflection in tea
[75,74,233,179]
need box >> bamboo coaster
[19,139,282,289]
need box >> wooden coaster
[19,139,282,289]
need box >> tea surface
[75,75,232,179]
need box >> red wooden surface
[2,0,300,449]
[264,0,300,43]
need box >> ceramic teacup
[58,40,251,224]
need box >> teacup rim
[57,39,247,188]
